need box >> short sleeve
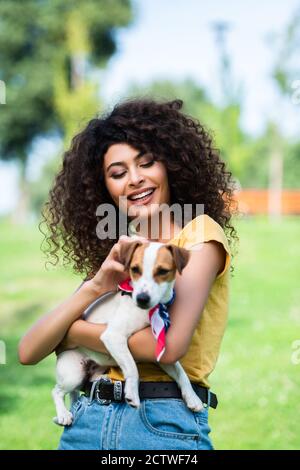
[180,214,231,279]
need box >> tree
[0,0,133,221]
[272,7,300,95]
[267,7,300,219]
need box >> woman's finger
[119,234,148,242]
[119,235,131,241]
[130,235,148,242]
[105,259,127,273]
[107,236,148,264]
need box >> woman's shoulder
[173,214,228,247]
[172,214,231,278]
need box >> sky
[1,0,300,214]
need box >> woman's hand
[55,235,148,356]
[86,235,148,296]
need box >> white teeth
[129,189,154,200]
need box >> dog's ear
[119,240,143,271]
[165,245,190,275]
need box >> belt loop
[206,389,211,408]
[88,380,98,405]
[113,380,123,401]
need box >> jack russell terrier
[52,240,204,426]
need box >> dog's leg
[53,349,87,426]
[101,330,141,408]
[52,384,75,426]
[159,362,204,412]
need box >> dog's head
[119,241,190,309]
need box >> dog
[52,240,204,426]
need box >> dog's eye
[156,268,169,276]
[131,266,141,275]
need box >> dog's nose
[136,292,150,309]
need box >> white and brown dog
[52,241,203,426]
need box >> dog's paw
[125,396,140,408]
[182,392,204,412]
[124,378,140,408]
[53,410,73,427]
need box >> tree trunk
[268,134,283,221]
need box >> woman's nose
[128,169,145,186]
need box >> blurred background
[0,0,299,450]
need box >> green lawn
[0,216,299,450]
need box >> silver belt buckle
[95,377,123,405]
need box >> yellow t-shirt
[108,214,231,388]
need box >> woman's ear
[119,240,144,271]
[165,245,190,274]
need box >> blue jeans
[58,394,214,450]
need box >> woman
[18,98,238,450]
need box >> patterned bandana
[118,278,176,361]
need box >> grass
[0,216,299,449]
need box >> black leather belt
[83,378,218,409]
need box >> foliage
[284,140,300,188]
[0,0,133,165]
[272,7,300,95]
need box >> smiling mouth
[127,188,156,205]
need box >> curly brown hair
[40,97,239,279]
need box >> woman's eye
[110,160,154,178]
[111,172,126,179]
[140,160,155,168]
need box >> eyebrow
[106,150,147,172]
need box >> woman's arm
[61,319,158,362]
[162,241,226,362]
[18,281,110,365]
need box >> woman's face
[103,143,170,220]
